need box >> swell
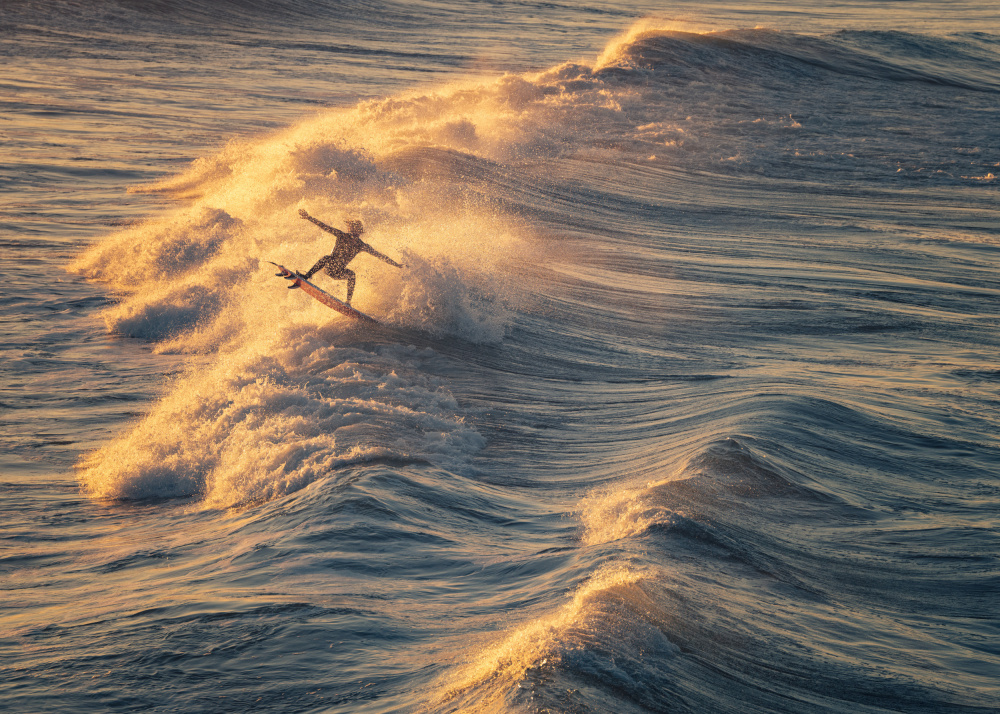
[2,0,421,33]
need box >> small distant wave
[579,436,826,548]
[4,0,420,33]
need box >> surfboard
[269,262,380,325]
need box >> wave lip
[594,25,1000,92]
[430,564,665,713]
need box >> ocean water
[2,1,999,712]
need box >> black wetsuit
[299,213,401,304]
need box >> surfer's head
[346,219,364,236]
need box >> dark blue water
[2,2,999,712]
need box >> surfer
[295,208,403,305]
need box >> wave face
[5,6,1000,714]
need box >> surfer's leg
[322,264,356,305]
[345,270,356,305]
[303,256,330,280]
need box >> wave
[427,411,997,711]
[70,19,998,513]
[70,76,533,507]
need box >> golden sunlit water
[2,1,999,712]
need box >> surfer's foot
[288,283,299,289]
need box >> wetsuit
[299,212,401,305]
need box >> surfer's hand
[298,208,310,219]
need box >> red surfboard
[269,262,380,325]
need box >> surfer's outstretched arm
[363,244,404,268]
[298,209,347,238]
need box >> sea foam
[71,77,549,505]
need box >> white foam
[77,333,485,508]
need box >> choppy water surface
[2,1,999,712]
